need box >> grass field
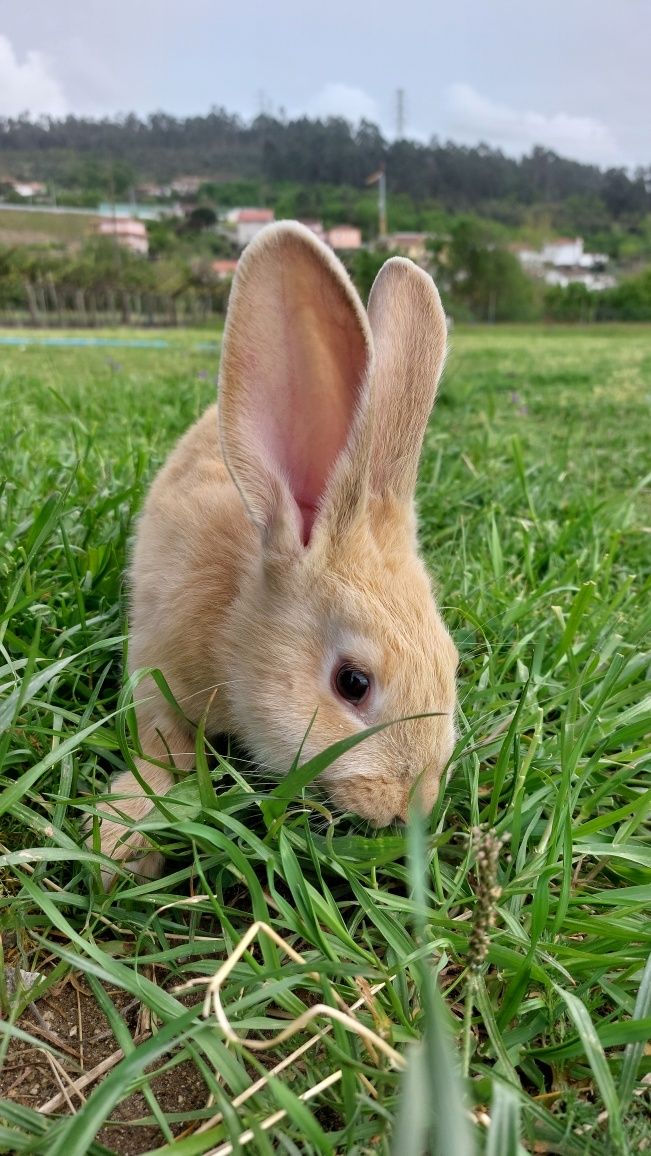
[0,206,98,247]
[0,325,650,1155]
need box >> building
[544,269,616,291]
[387,232,429,261]
[96,218,149,255]
[226,208,275,247]
[514,236,615,291]
[211,258,239,280]
[170,176,203,197]
[509,243,544,271]
[327,224,362,250]
[541,237,585,268]
[137,182,173,199]
[540,236,609,272]
[10,180,47,198]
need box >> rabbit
[94,221,458,880]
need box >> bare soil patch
[0,968,210,1155]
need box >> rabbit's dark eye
[334,664,371,705]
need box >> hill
[1,109,649,234]
[1,109,651,325]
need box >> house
[10,180,47,198]
[514,236,615,291]
[541,237,584,268]
[387,232,429,261]
[137,182,173,199]
[96,218,149,255]
[170,176,203,197]
[226,208,275,247]
[327,224,362,250]
[211,258,239,280]
[544,269,616,291]
[578,250,609,271]
[509,243,543,271]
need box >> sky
[0,0,649,170]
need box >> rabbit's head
[218,222,457,825]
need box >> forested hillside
[2,108,651,324]
[1,108,649,229]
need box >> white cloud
[304,82,379,124]
[445,83,622,166]
[0,34,67,117]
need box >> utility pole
[378,167,387,237]
[366,166,387,238]
[395,88,405,139]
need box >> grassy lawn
[0,207,98,247]
[0,324,649,1154]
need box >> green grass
[0,324,650,1155]
[0,207,98,246]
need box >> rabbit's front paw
[89,769,170,887]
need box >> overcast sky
[1,0,648,169]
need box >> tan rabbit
[95,221,458,879]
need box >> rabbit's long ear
[367,258,447,502]
[218,222,372,550]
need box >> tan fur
[95,222,458,879]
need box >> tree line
[1,108,649,226]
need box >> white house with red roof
[226,207,275,247]
[327,224,362,251]
[211,258,239,280]
[96,218,149,255]
[10,180,47,198]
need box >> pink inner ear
[251,298,366,546]
[298,501,318,545]
[222,241,370,547]
[255,372,353,545]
